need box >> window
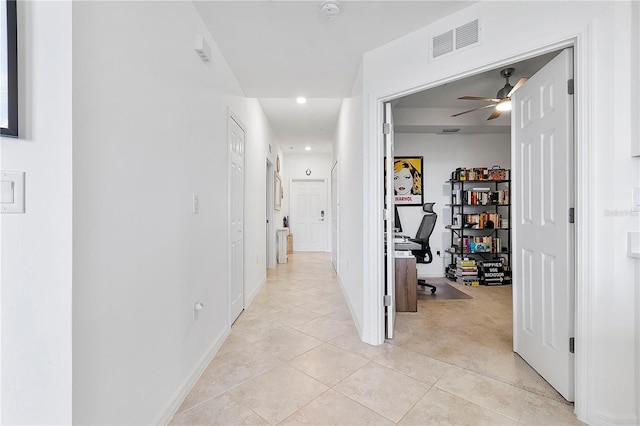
[1,0,18,137]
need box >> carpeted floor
[416,278,473,300]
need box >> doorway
[266,159,276,269]
[228,114,245,324]
[384,48,576,401]
[290,179,328,252]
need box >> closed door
[229,116,245,323]
[291,179,327,252]
[512,48,575,401]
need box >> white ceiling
[193,0,475,153]
[192,1,557,153]
[393,50,560,134]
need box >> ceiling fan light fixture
[496,99,512,112]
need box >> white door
[291,179,327,252]
[384,102,396,339]
[266,160,275,269]
[512,48,574,401]
[229,117,245,323]
[331,162,339,271]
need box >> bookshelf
[445,168,511,285]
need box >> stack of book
[456,258,480,286]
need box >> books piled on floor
[455,258,480,286]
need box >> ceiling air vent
[456,19,479,50]
[430,19,481,61]
[432,30,454,59]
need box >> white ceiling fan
[452,68,528,120]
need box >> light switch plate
[1,171,25,213]
[192,194,199,214]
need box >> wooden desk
[395,256,417,312]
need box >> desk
[394,240,421,251]
[395,256,417,312]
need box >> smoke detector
[320,1,341,20]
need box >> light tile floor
[170,253,582,425]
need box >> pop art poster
[386,157,423,206]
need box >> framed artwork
[1,0,18,137]
[386,156,423,206]
[274,172,283,210]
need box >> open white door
[384,102,396,339]
[229,116,245,323]
[512,48,575,401]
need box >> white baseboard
[337,275,362,338]
[245,274,265,308]
[154,327,231,425]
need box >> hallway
[170,253,580,425]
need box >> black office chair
[410,202,437,294]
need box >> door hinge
[569,337,575,353]
[567,79,574,95]
[383,123,392,135]
[569,207,575,223]
[384,295,392,306]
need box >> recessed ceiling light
[296,97,307,104]
[305,146,311,151]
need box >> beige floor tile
[434,365,530,420]
[231,316,287,343]
[293,315,355,342]
[171,254,581,426]
[297,297,348,316]
[176,343,284,413]
[399,387,517,425]
[229,365,328,425]
[265,306,321,327]
[333,362,430,423]
[329,330,395,360]
[519,392,583,425]
[251,326,323,361]
[281,389,394,425]
[289,343,369,386]
[170,391,267,425]
[373,345,452,385]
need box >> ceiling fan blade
[507,77,528,97]
[458,96,502,102]
[451,103,497,117]
[486,109,502,120]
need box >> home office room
[386,48,575,407]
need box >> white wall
[0,2,73,423]
[393,132,511,277]
[333,65,365,334]
[282,153,332,251]
[71,2,276,424]
[242,101,280,302]
[358,1,639,424]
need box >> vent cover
[432,30,454,58]
[456,20,479,49]
[430,19,480,61]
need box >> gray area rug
[416,280,473,300]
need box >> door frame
[289,178,329,252]
[266,158,276,269]
[331,161,339,272]
[227,110,246,324]
[364,34,595,420]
